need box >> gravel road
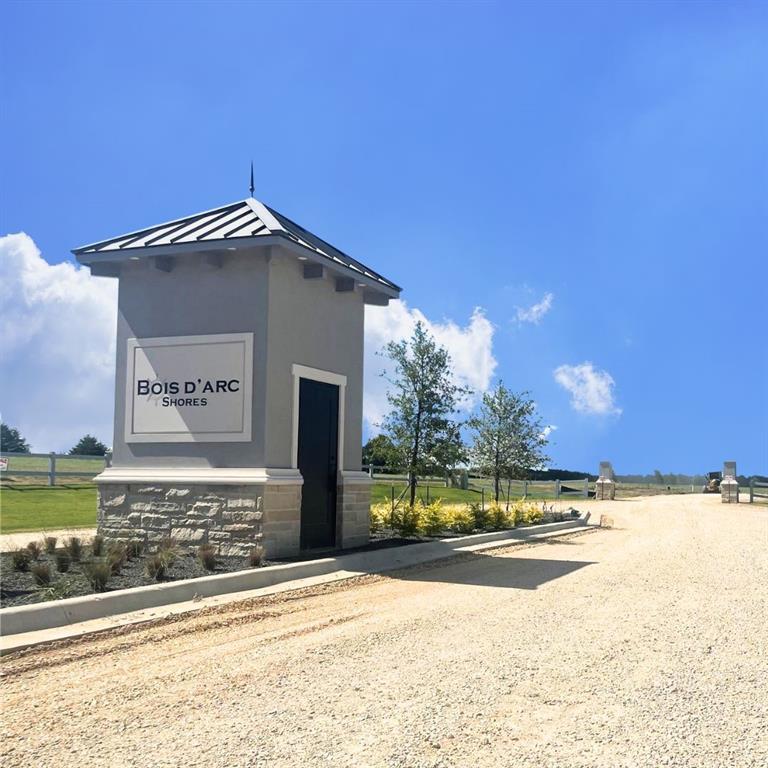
[1,494,766,767]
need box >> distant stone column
[595,461,616,500]
[720,461,739,503]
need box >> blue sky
[1,0,766,475]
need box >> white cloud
[364,301,497,431]
[541,424,558,439]
[553,362,622,416]
[515,292,553,324]
[0,233,118,451]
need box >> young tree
[0,423,30,453]
[467,382,550,503]
[69,435,108,456]
[380,322,469,507]
[362,434,399,471]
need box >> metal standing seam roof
[72,197,401,294]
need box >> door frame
[290,364,346,479]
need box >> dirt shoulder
[1,494,766,768]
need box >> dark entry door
[298,378,339,549]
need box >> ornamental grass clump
[197,544,217,571]
[26,540,42,559]
[55,550,71,573]
[107,542,127,575]
[145,553,166,581]
[157,539,177,568]
[66,536,83,562]
[83,559,111,592]
[91,535,105,557]
[11,548,33,572]
[247,544,265,568]
[126,540,144,560]
[31,562,52,587]
[44,536,58,554]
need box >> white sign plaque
[125,333,253,443]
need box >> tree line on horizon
[0,423,109,457]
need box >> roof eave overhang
[73,235,401,299]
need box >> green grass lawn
[0,485,97,533]
[371,481,482,506]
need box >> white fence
[0,451,109,486]
[749,478,768,503]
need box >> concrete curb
[0,519,587,643]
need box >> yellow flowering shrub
[523,503,544,525]
[510,500,544,526]
[448,505,475,534]
[393,503,422,537]
[420,499,446,536]
[369,502,390,534]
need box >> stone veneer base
[96,470,373,559]
[595,478,616,500]
[97,483,268,557]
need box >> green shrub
[145,553,166,581]
[31,562,52,586]
[26,540,42,559]
[91,535,104,556]
[107,543,127,574]
[66,537,83,561]
[247,544,265,568]
[487,502,511,530]
[393,505,421,537]
[469,502,489,530]
[420,500,446,536]
[83,559,111,591]
[197,544,217,571]
[450,507,475,534]
[11,548,33,572]
[55,550,72,573]
[44,536,58,554]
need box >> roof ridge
[72,199,249,254]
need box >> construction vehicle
[702,471,722,494]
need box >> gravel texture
[1,494,766,767]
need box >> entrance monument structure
[595,461,616,500]
[720,461,739,503]
[74,195,401,557]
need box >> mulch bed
[0,537,425,609]
[0,547,266,609]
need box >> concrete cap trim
[339,470,374,486]
[94,467,304,486]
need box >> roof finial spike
[249,161,255,198]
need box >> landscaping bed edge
[0,519,586,637]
